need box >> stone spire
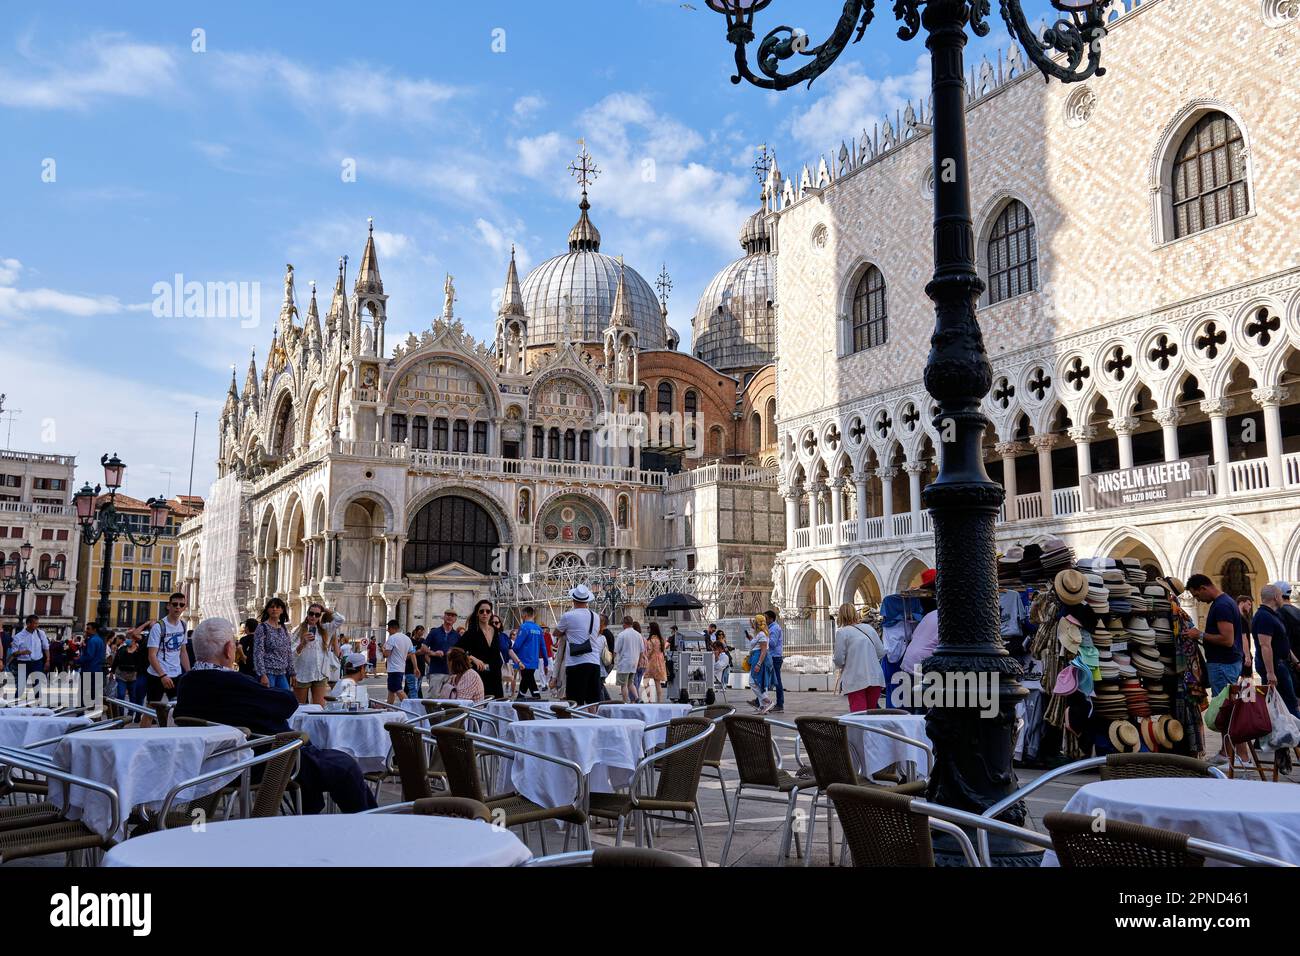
[609,255,631,328]
[242,347,259,410]
[223,365,239,420]
[567,190,601,252]
[304,280,322,351]
[279,263,298,330]
[326,256,349,339]
[354,218,383,294]
[498,245,525,318]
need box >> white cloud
[513,94,545,120]
[0,35,176,109]
[0,258,22,286]
[0,285,132,319]
[787,56,930,148]
[212,52,460,124]
[372,231,414,261]
[514,132,569,179]
[474,219,530,271]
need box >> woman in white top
[833,603,886,712]
[293,602,339,706]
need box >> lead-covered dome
[692,208,775,373]
[520,193,666,350]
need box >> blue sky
[0,0,1055,498]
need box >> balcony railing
[1014,493,1043,522]
[815,524,834,547]
[863,516,885,541]
[840,519,858,543]
[794,527,811,549]
[1052,486,1082,518]
[0,501,74,518]
[892,513,912,537]
[408,449,665,486]
[665,463,778,491]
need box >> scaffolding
[490,566,746,628]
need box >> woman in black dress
[457,599,504,699]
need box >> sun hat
[1138,717,1161,752]
[1162,716,1184,744]
[344,652,367,670]
[1108,720,1139,752]
[570,584,594,602]
[1054,569,1088,605]
[1053,665,1079,695]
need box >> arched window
[637,385,646,414]
[987,200,1037,304]
[403,495,500,575]
[432,417,448,451]
[657,382,673,413]
[710,426,725,457]
[473,421,488,454]
[563,429,577,461]
[851,266,887,353]
[766,398,776,445]
[684,389,698,415]
[532,426,544,458]
[453,420,469,453]
[1220,556,1253,600]
[1172,112,1249,239]
[38,554,51,579]
[579,430,592,462]
[390,413,408,444]
[750,412,762,448]
[411,415,428,450]
[547,428,561,460]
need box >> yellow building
[75,494,203,631]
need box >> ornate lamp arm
[727,0,876,90]
[999,0,1113,83]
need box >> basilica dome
[520,194,666,350]
[692,208,775,373]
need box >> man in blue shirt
[421,609,460,698]
[79,621,107,708]
[764,609,785,713]
[1188,573,1245,766]
[511,606,545,700]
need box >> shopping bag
[1265,687,1300,750]
[1225,681,1272,742]
[1205,684,1230,730]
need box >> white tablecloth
[49,726,245,841]
[399,698,475,720]
[103,813,532,867]
[1041,779,1300,867]
[0,706,56,716]
[0,715,93,751]
[482,700,566,724]
[839,713,932,778]
[289,709,401,773]
[500,718,645,809]
[596,703,691,748]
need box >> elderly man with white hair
[1254,585,1300,719]
[175,617,377,814]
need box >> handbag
[567,611,597,658]
[1223,680,1272,742]
[1205,684,1230,729]
[1265,686,1300,750]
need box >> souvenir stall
[1028,555,1199,759]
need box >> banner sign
[1082,456,1211,511]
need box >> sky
[0,0,1058,499]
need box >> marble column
[830,477,845,543]
[854,471,868,539]
[878,468,897,525]
[1110,416,1139,471]
[904,463,925,522]
[1152,408,1183,464]
[1251,387,1289,490]
[1067,425,1095,478]
[1029,434,1058,517]
[1201,398,1236,495]
[784,490,799,550]
[994,441,1023,518]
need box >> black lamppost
[2,541,59,628]
[705,0,1113,863]
[72,453,171,631]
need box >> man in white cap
[331,652,371,708]
[554,584,603,705]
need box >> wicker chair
[825,782,936,867]
[0,752,121,865]
[1100,753,1216,780]
[412,796,493,823]
[1044,811,1205,867]
[428,725,589,854]
[386,722,452,801]
[690,705,735,823]
[588,716,713,866]
[523,846,699,867]
[794,715,927,867]
[719,715,818,866]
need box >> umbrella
[646,592,704,615]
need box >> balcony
[665,463,778,491]
[0,501,74,518]
[407,448,666,487]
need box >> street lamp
[706,0,1113,864]
[2,540,55,629]
[73,453,171,631]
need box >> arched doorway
[404,495,502,575]
[841,562,882,610]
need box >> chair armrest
[157,736,304,825]
[105,697,155,719]
[364,801,416,815]
[521,850,592,867]
[628,724,714,806]
[926,818,982,867]
[1187,839,1295,867]
[464,731,588,815]
[911,797,1055,866]
[0,748,121,842]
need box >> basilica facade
[767,0,1300,631]
[177,173,782,635]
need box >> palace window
[563,429,577,462]
[453,420,469,453]
[548,428,561,460]
[851,265,887,352]
[533,426,545,458]
[411,415,428,450]
[390,413,408,444]
[579,430,592,462]
[684,390,698,416]
[1172,112,1249,239]
[473,421,488,455]
[432,417,449,451]
[987,200,1038,304]
[657,382,673,413]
